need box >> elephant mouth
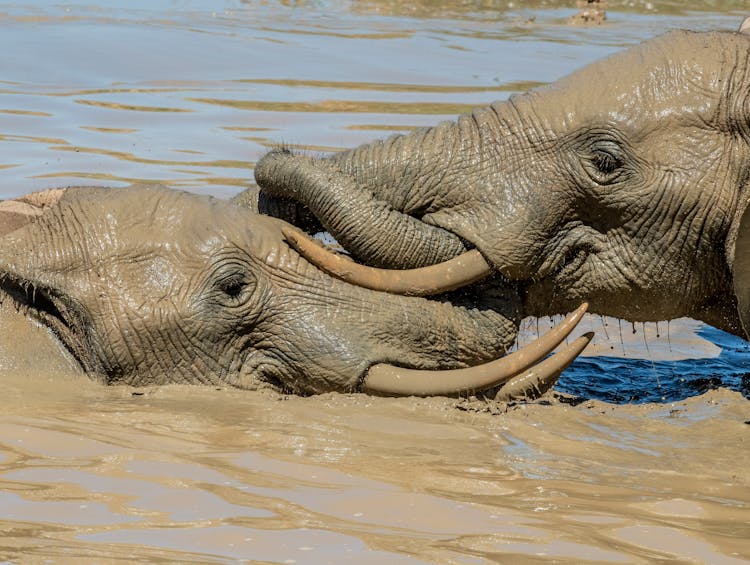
[282,224,602,299]
[537,246,591,284]
[266,228,595,397]
[0,276,93,374]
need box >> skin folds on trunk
[254,104,492,271]
[255,149,468,269]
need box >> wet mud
[0,378,747,563]
[0,1,749,562]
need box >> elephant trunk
[255,101,549,293]
[255,117,478,269]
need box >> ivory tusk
[282,227,492,296]
[362,303,590,397]
[494,332,593,402]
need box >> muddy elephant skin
[0,186,528,395]
[255,28,750,338]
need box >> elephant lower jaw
[522,283,694,326]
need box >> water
[559,324,750,403]
[0,1,749,563]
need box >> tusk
[282,226,492,296]
[494,332,593,402]
[362,303,590,397]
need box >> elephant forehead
[54,190,250,253]
[534,30,743,131]
[59,184,225,233]
[133,255,184,294]
[89,253,190,308]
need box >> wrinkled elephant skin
[254,27,750,339]
[0,185,568,396]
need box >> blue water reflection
[558,325,750,403]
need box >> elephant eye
[198,259,263,322]
[214,272,251,301]
[219,276,245,298]
[585,139,626,184]
[591,149,621,175]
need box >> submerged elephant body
[255,27,750,340]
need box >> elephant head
[0,186,590,396]
[254,26,750,338]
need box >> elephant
[0,186,592,397]
[253,24,750,344]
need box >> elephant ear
[733,201,750,338]
[0,189,68,238]
[0,201,42,237]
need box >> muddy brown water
[0,2,749,563]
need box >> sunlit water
[0,1,749,563]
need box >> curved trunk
[325,119,462,214]
[255,149,467,268]
[254,111,493,269]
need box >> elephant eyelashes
[215,273,249,300]
[591,150,620,175]
[584,140,626,185]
